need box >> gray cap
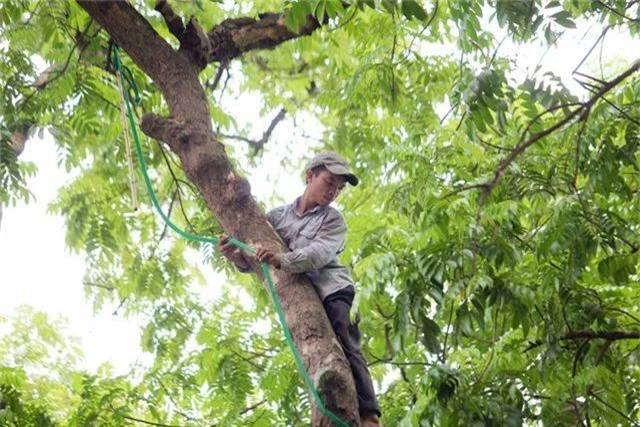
[307,152,359,186]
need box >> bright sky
[0,137,144,372]
[0,98,310,374]
[0,16,638,376]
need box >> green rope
[112,45,350,427]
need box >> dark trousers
[323,286,381,417]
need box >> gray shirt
[267,198,354,300]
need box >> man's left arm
[257,211,346,272]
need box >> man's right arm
[219,206,286,272]
[218,236,252,272]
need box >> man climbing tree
[220,152,382,426]
[75,0,372,425]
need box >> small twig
[112,296,128,316]
[595,0,640,23]
[570,396,587,427]
[588,389,640,426]
[157,379,198,422]
[331,2,359,31]
[477,137,511,152]
[441,182,490,199]
[208,59,228,92]
[571,339,590,377]
[18,21,93,109]
[575,78,602,93]
[439,101,459,125]
[572,26,610,75]
[455,110,467,131]
[114,409,190,427]
[220,108,287,153]
[157,142,198,232]
[15,0,44,28]
[389,19,398,105]
[367,353,432,367]
[488,35,507,69]
[598,95,640,127]
[472,306,499,387]
[573,70,608,86]
[425,0,439,28]
[572,183,639,253]
[84,282,115,291]
[608,308,640,325]
[383,324,395,358]
[525,328,640,353]
[562,296,574,333]
[218,68,232,101]
[517,102,583,147]
[393,0,439,66]
[374,303,394,319]
[156,189,178,245]
[440,300,455,363]
[239,400,266,416]
[231,349,264,371]
[594,339,612,366]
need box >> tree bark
[76,1,359,425]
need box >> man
[219,152,382,427]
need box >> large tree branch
[151,2,322,69]
[78,1,206,126]
[207,13,321,63]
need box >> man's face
[307,168,347,206]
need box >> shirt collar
[292,197,326,217]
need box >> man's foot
[361,412,382,427]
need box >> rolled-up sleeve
[279,211,346,273]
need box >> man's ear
[305,169,313,184]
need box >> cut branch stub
[180,17,212,69]
[154,0,185,41]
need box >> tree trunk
[76,1,360,425]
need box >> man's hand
[255,246,282,269]
[218,235,251,271]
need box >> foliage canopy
[1,0,639,425]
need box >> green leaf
[381,0,396,14]
[285,0,312,32]
[401,0,428,21]
[421,317,441,353]
[315,0,327,23]
[552,10,576,28]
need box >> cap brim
[325,164,359,186]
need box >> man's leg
[323,287,381,420]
